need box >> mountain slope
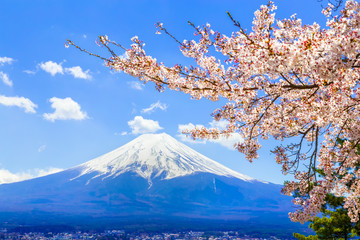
[0,133,296,230]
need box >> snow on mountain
[73,133,260,184]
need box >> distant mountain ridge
[0,133,301,233]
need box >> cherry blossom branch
[67,0,360,223]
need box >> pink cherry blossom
[67,0,360,223]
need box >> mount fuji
[0,133,297,231]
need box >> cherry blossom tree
[67,0,360,224]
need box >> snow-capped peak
[74,133,259,183]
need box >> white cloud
[209,133,243,150]
[0,71,12,87]
[38,144,47,152]
[128,81,144,90]
[0,95,37,113]
[114,131,128,136]
[128,116,163,134]
[177,120,243,150]
[39,61,64,76]
[24,70,36,75]
[141,101,168,114]
[209,119,229,129]
[0,167,63,185]
[65,66,91,80]
[43,97,88,122]
[177,123,206,144]
[83,34,87,39]
[0,57,14,65]
[39,61,92,80]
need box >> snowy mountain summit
[75,133,256,183]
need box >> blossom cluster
[68,0,360,223]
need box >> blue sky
[0,0,329,184]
